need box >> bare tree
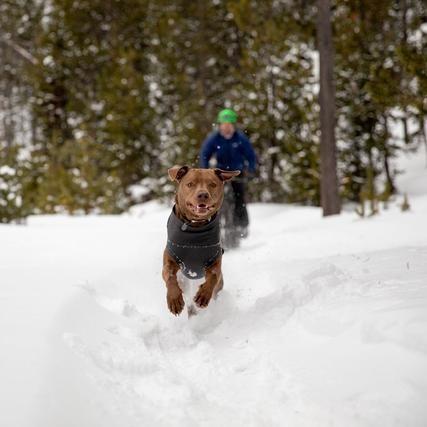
[317,0,340,216]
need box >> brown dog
[162,166,240,316]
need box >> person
[199,108,257,234]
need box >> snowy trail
[1,149,427,426]
[58,245,427,427]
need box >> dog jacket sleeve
[166,207,222,279]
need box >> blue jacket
[199,130,257,173]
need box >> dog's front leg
[162,250,185,315]
[194,256,222,309]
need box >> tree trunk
[421,116,427,168]
[317,0,340,216]
[383,116,396,194]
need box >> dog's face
[168,166,240,221]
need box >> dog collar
[172,205,215,231]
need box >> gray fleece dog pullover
[166,206,222,279]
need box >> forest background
[0,0,425,222]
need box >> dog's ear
[168,165,190,182]
[214,169,240,182]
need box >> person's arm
[240,132,257,173]
[199,133,217,168]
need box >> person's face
[219,122,235,139]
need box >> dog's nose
[197,192,209,202]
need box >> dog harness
[166,206,222,279]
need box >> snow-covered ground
[1,147,427,427]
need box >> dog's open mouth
[196,203,209,214]
[187,202,213,215]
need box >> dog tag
[181,223,188,231]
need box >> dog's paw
[167,288,185,316]
[194,285,213,309]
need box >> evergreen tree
[229,0,320,204]
[0,0,42,222]
[27,0,159,213]
[333,0,426,201]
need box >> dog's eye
[209,182,217,188]
[187,182,194,188]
